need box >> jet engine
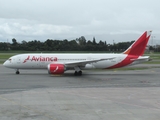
[48,64,65,74]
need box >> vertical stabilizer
[123,31,152,56]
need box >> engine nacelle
[48,64,65,74]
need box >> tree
[44,39,54,51]
[0,42,8,50]
[12,38,17,45]
[78,36,86,46]
[92,37,97,45]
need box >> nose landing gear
[16,69,20,74]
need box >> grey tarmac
[0,64,160,120]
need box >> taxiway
[0,65,160,120]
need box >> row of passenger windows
[58,59,86,61]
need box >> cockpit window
[9,58,12,62]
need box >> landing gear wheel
[74,71,78,76]
[78,71,82,76]
[16,70,20,74]
[74,71,82,76]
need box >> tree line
[0,36,159,52]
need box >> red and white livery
[3,31,152,75]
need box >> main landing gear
[74,71,82,76]
[16,69,20,74]
[74,66,82,76]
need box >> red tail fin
[123,31,152,56]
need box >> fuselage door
[16,56,21,64]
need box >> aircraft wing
[63,57,115,67]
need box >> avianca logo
[23,56,57,63]
[23,56,30,63]
[53,66,59,73]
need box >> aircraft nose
[3,61,7,67]
[3,60,10,68]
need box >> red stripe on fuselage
[107,55,138,69]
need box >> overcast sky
[0,0,160,44]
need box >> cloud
[0,18,73,41]
[0,0,160,43]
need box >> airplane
[3,31,152,76]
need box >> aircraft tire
[78,71,82,76]
[16,71,20,74]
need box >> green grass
[144,61,160,64]
[0,54,17,59]
[112,67,149,71]
[111,65,160,71]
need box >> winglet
[123,31,152,56]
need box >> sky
[0,0,160,45]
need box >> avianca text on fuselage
[23,56,58,63]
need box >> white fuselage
[3,53,148,70]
